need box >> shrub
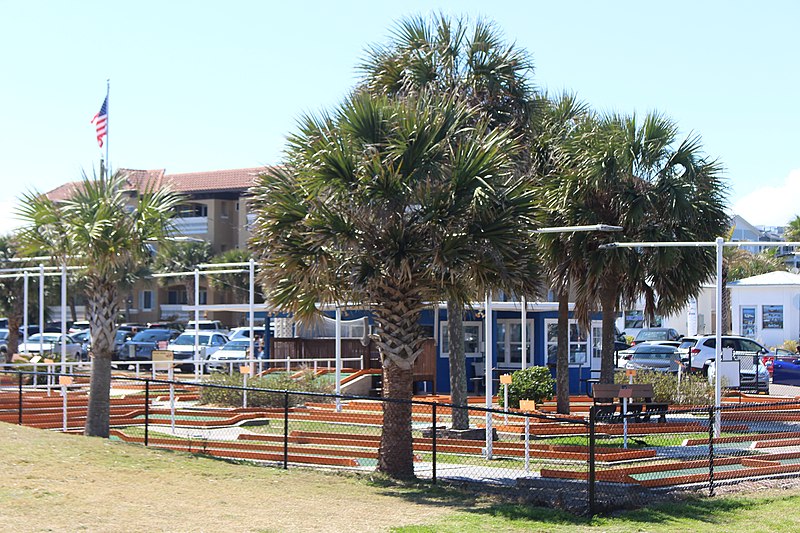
[614,370,714,405]
[498,366,554,408]
[199,369,335,408]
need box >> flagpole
[105,79,110,176]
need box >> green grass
[4,422,800,532]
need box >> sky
[1,0,798,231]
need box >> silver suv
[679,335,770,393]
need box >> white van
[186,320,228,333]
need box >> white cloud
[732,169,800,227]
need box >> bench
[589,383,669,423]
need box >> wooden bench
[589,383,669,423]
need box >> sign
[625,369,637,377]
[151,350,174,372]
[44,358,54,365]
[519,399,536,411]
[239,365,252,375]
[499,374,513,385]
[59,376,74,386]
[29,356,42,364]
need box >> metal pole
[23,272,29,351]
[335,306,342,413]
[38,264,44,359]
[431,402,437,484]
[589,405,596,516]
[62,382,67,432]
[144,380,150,446]
[283,390,289,469]
[18,372,23,425]
[248,258,255,375]
[194,268,200,379]
[714,237,723,437]
[524,414,530,472]
[169,365,175,433]
[521,295,527,370]
[484,292,493,459]
[709,405,715,496]
[61,263,67,375]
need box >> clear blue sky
[1,0,797,229]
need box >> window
[199,290,207,305]
[741,307,756,338]
[221,202,229,219]
[496,319,533,368]
[175,203,208,218]
[141,290,153,311]
[167,290,188,305]
[624,310,645,329]
[762,305,783,329]
[545,320,588,365]
[440,322,482,358]
[737,339,765,354]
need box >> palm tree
[565,113,729,383]
[533,93,592,414]
[16,171,181,436]
[208,248,258,302]
[360,14,537,428]
[249,92,541,478]
[0,234,27,360]
[785,215,800,243]
[153,240,213,307]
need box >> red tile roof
[45,167,269,201]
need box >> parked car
[679,335,773,373]
[228,326,265,340]
[622,344,685,373]
[18,333,83,360]
[69,321,90,334]
[167,331,229,372]
[772,357,800,386]
[205,338,253,372]
[708,358,770,394]
[186,320,228,334]
[117,328,181,367]
[632,328,682,345]
[0,329,8,363]
[70,328,92,360]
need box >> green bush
[498,366,555,408]
[614,370,713,405]
[199,369,335,408]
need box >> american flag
[91,95,108,148]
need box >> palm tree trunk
[380,359,415,479]
[599,282,617,384]
[7,290,24,356]
[447,299,469,429]
[556,287,570,414]
[85,278,119,437]
[372,282,425,480]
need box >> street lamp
[600,238,800,437]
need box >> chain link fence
[4,369,800,514]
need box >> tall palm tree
[533,93,592,414]
[16,171,181,436]
[565,113,729,382]
[153,240,213,306]
[249,92,541,478]
[360,14,537,428]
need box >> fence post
[588,405,596,516]
[18,371,23,425]
[144,380,150,447]
[431,402,437,485]
[709,405,715,497]
[283,390,289,469]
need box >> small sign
[625,369,637,377]
[519,399,536,411]
[29,355,42,364]
[239,365,252,375]
[152,350,174,372]
[500,374,513,385]
[59,376,74,386]
[44,358,54,365]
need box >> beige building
[46,167,266,327]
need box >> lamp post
[600,238,800,437]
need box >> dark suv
[117,328,180,366]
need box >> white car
[167,331,229,372]
[18,333,83,360]
[205,338,254,372]
[679,334,771,393]
[228,326,265,340]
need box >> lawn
[2,421,799,532]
